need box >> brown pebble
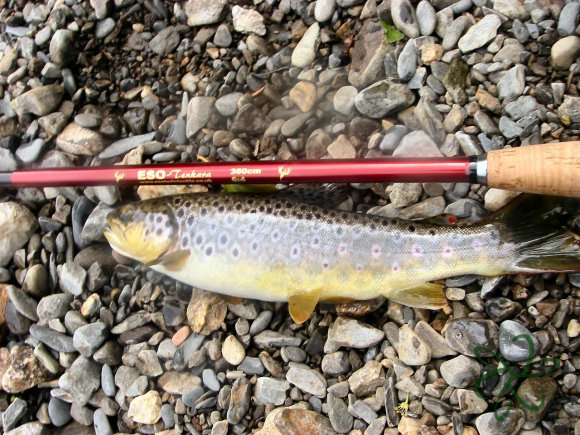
[172,325,191,346]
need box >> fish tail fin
[492,195,580,273]
[387,283,447,310]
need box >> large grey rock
[354,80,415,118]
[184,0,227,26]
[391,0,420,38]
[458,15,502,52]
[73,322,109,357]
[186,96,216,138]
[558,2,579,36]
[49,29,77,66]
[12,85,64,117]
[59,357,102,406]
[0,202,38,267]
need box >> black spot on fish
[264,199,271,205]
[212,200,219,207]
[258,206,265,212]
[247,199,254,205]
[187,216,194,226]
[156,228,162,236]
[337,227,343,236]
[145,229,150,236]
[165,221,171,228]
[184,201,191,207]
[275,202,282,209]
[381,220,389,227]
[218,205,225,212]
[196,235,203,245]
[266,207,273,213]
[201,208,208,216]
[205,246,213,256]
[408,225,415,232]
[174,198,182,205]
[300,205,307,211]
[149,215,154,222]
[235,204,243,211]
[156,216,163,223]
[219,234,228,245]
[279,210,287,217]
[305,213,312,220]
[177,209,185,218]
[182,236,189,246]
[341,213,348,219]
[251,242,258,251]
[429,230,436,236]
[370,223,377,230]
[232,247,239,257]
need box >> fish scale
[105,193,580,324]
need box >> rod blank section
[487,142,580,197]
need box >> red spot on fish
[372,246,381,257]
[413,245,422,255]
[322,260,329,268]
[338,244,347,255]
[473,241,482,249]
[443,247,453,255]
[448,216,457,224]
[356,264,363,272]
[392,264,399,272]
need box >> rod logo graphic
[473,333,560,422]
[278,165,292,180]
[114,170,125,183]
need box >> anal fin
[223,295,244,305]
[145,249,190,271]
[388,283,447,310]
[288,289,322,324]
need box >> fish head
[104,200,178,264]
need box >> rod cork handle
[486,142,580,197]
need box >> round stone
[222,335,245,365]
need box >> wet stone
[475,408,525,435]
[7,286,38,321]
[440,355,481,388]
[499,320,539,362]
[327,393,353,433]
[2,398,27,431]
[73,321,108,357]
[59,356,101,406]
[458,15,502,52]
[445,318,499,357]
[321,351,350,376]
[254,377,290,406]
[29,324,75,353]
[325,317,384,353]
[348,360,385,396]
[354,80,415,118]
[286,363,327,398]
[391,0,420,38]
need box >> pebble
[551,36,580,70]
[254,377,290,405]
[445,318,499,357]
[257,407,334,434]
[2,345,51,393]
[416,1,436,36]
[458,15,502,52]
[327,393,353,432]
[497,64,526,100]
[0,203,37,267]
[391,0,420,38]
[215,92,242,117]
[59,356,101,406]
[557,2,579,36]
[7,285,38,321]
[12,85,64,118]
[49,29,77,66]
[325,317,384,353]
[186,96,216,138]
[414,320,456,358]
[93,409,113,435]
[333,86,358,116]
[498,319,539,362]
[440,355,481,388]
[398,39,417,82]
[475,408,525,435]
[315,0,336,22]
[56,123,107,156]
[354,79,415,118]
[98,132,155,159]
[396,324,431,365]
[516,377,558,423]
[203,368,221,391]
[286,362,327,398]
[226,377,251,424]
[348,360,384,396]
[292,22,320,68]
[327,135,356,159]
[214,23,232,47]
[321,351,350,376]
[95,18,116,39]
[232,5,266,36]
[184,0,227,26]
[29,324,75,352]
[289,81,317,113]
[48,397,71,427]
[222,335,245,365]
[128,390,162,424]
[58,262,86,296]
[2,398,27,431]
[456,388,488,414]
[73,321,109,357]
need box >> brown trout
[104,193,579,323]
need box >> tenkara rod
[1,142,579,197]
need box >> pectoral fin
[145,249,190,271]
[288,289,322,324]
[388,283,447,310]
[223,295,243,305]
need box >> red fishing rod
[1,142,579,197]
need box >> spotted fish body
[105,193,579,323]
